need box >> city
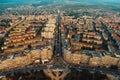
[0,0,120,80]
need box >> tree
[28,45,32,50]
[110,65,118,70]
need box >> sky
[0,0,37,3]
[0,0,120,3]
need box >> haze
[0,0,120,3]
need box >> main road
[54,10,63,57]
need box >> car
[47,65,53,68]
[34,59,41,64]
[42,59,49,64]
[56,54,60,57]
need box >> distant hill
[69,0,120,3]
[0,0,120,4]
